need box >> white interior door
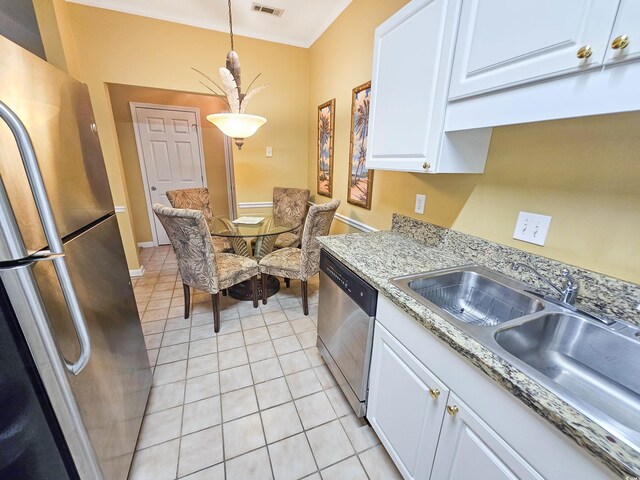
[133,106,206,245]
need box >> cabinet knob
[428,388,440,399]
[446,405,459,416]
[576,45,592,59]
[611,34,629,50]
[422,162,431,170]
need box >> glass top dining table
[210,215,299,259]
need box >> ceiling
[66,0,352,48]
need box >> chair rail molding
[238,200,378,232]
[238,201,274,209]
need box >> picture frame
[317,99,335,197]
[347,81,374,209]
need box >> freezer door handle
[0,101,91,375]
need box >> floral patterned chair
[153,204,259,332]
[272,187,310,249]
[258,199,340,315]
[166,188,232,253]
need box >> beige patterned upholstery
[153,204,259,331]
[166,188,232,253]
[259,200,340,315]
[272,187,310,249]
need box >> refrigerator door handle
[0,101,91,375]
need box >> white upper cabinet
[449,0,620,100]
[367,0,492,174]
[604,0,640,65]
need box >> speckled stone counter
[317,216,640,478]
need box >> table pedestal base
[228,275,280,301]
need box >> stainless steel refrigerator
[0,35,151,479]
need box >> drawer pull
[446,405,459,416]
[611,35,629,50]
[428,388,440,399]
[576,45,592,59]
[422,162,431,170]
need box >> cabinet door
[367,0,461,173]
[367,323,449,480]
[449,0,620,99]
[431,393,543,480]
[604,0,640,65]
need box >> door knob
[428,388,440,399]
[446,405,459,416]
[611,34,629,50]
[576,45,592,59]
[151,186,157,191]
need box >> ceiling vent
[251,3,284,17]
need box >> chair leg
[183,284,190,319]
[301,280,309,316]
[212,292,221,333]
[251,275,259,308]
[222,289,228,296]
[284,277,291,288]
[261,275,268,305]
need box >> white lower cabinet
[369,296,615,480]
[367,324,449,479]
[368,323,540,480]
[431,392,542,480]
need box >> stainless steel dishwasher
[317,250,377,417]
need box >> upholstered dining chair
[272,187,310,249]
[259,199,340,315]
[166,187,232,253]
[152,204,259,332]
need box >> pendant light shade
[206,113,267,148]
[193,0,269,150]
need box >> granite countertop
[317,230,639,478]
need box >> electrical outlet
[513,211,552,246]
[415,194,426,214]
[266,146,273,157]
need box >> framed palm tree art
[347,81,373,209]
[317,99,335,197]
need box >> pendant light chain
[227,0,235,51]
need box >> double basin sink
[391,265,640,450]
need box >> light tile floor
[129,246,402,480]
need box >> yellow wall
[308,0,640,284]
[108,84,231,244]
[39,3,310,269]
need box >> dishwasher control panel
[320,250,377,316]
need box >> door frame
[130,102,236,246]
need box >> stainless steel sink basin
[391,264,640,450]
[393,265,544,327]
[495,313,640,441]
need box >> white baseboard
[238,201,273,209]
[334,212,378,233]
[137,242,155,249]
[129,266,145,277]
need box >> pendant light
[195,0,268,149]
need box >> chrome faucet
[511,262,580,305]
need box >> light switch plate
[513,211,552,246]
[415,194,426,214]
[266,146,273,157]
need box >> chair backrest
[152,204,220,293]
[166,188,214,229]
[299,199,340,280]
[273,187,310,235]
